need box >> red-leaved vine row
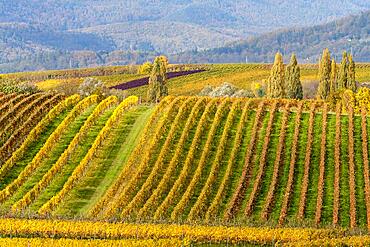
[297,102,316,219]
[278,102,304,225]
[348,106,357,228]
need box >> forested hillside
[174,11,370,64]
[0,1,368,72]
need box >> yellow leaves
[0,218,357,245]
[38,96,138,215]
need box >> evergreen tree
[285,53,303,99]
[147,56,168,102]
[338,51,348,90]
[266,52,285,98]
[347,54,356,92]
[329,59,337,94]
[317,48,331,100]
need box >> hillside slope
[1,94,370,231]
[174,11,370,63]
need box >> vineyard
[1,93,370,245]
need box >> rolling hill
[174,10,370,63]
[0,1,369,72]
[0,93,368,228]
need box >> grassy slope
[0,105,96,212]
[29,108,115,212]
[54,105,153,217]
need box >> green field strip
[321,114,336,225]
[287,113,309,218]
[0,105,96,212]
[197,104,242,220]
[121,98,198,218]
[270,112,296,222]
[159,101,217,218]
[236,111,270,221]
[339,116,350,227]
[181,102,231,220]
[354,116,367,226]
[304,113,322,220]
[251,112,283,218]
[56,106,155,217]
[218,110,256,218]
[104,98,184,218]
[28,108,115,212]
[0,107,73,192]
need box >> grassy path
[29,108,114,212]
[340,116,350,227]
[55,106,153,217]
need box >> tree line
[266,49,356,100]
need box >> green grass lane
[219,110,256,218]
[339,116,350,227]
[304,113,322,220]
[54,105,154,217]
[287,113,309,219]
[28,108,115,212]
[251,112,283,218]
[0,105,96,212]
[270,112,296,222]
[321,114,336,225]
[237,111,270,222]
[166,103,217,217]
[181,102,231,220]
[354,115,366,227]
[0,107,72,192]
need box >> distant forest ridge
[0,8,369,73]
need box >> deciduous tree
[266,52,285,98]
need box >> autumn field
[0,63,369,245]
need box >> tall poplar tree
[347,54,356,92]
[317,48,331,100]
[329,59,337,94]
[285,53,303,99]
[338,51,348,90]
[147,56,168,102]
[266,52,285,98]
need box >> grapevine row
[245,102,278,216]
[332,103,341,225]
[0,94,26,117]
[223,101,266,220]
[171,99,230,220]
[0,93,43,129]
[361,107,370,230]
[187,100,239,221]
[0,95,98,203]
[12,96,119,212]
[153,99,218,220]
[348,106,357,228]
[261,103,290,220]
[102,97,185,218]
[0,95,80,177]
[0,94,63,164]
[278,102,304,224]
[88,96,175,218]
[137,98,208,219]
[314,104,328,224]
[38,96,139,215]
[205,101,251,221]
[120,97,198,219]
[0,93,53,144]
[297,102,316,219]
